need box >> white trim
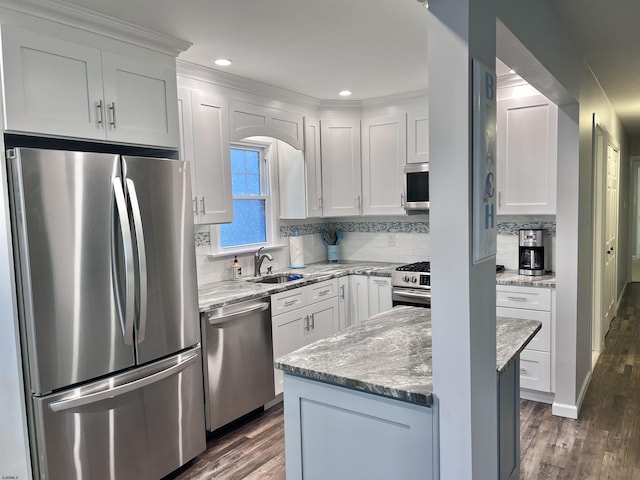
[520,388,554,404]
[0,0,192,55]
[551,370,591,419]
[207,243,287,259]
[616,280,628,315]
[177,60,321,111]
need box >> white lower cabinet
[349,275,370,326]
[497,285,554,397]
[368,277,392,316]
[271,279,338,395]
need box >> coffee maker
[518,229,550,276]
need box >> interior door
[9,148,135,394]
[603,144,619,332]
[122,156,199,365]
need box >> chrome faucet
[254,247,274,276]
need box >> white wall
[496,1,629,417]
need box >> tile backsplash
[194,214,556,285]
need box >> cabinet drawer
[496,286,551,311]
[519,350,551,392]
[271,288,308,316]
[497,307,550,352]
[309,279,338,304]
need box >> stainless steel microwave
[404,163,429,211]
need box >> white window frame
[209,139,284,256]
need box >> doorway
[591,115,620,363]
[631,158,640,281]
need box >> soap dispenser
[230,256,242,280]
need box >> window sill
[207,243,288,259]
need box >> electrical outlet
[387,233,396,247]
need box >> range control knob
[403,275,411,283]
[411,277,417,283]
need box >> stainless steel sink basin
[248,273,304,284]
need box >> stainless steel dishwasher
[201,298,275,431]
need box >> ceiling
[57,0,639,137]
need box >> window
[219,144,271,249]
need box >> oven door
[392,288,431,308]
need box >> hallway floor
[169,284,640,479]
[520,282,640,479]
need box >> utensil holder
[327,245,340,262]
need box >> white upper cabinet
[178,88,232,224]
[101,52,179,148]
[229,100,303,149]
[497,93,558,215]
[0,26,180,148]
[304,116,323,218]
[361,113,406,215]
[320,118,362,217]
[407,110,429,164]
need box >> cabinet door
[349,275,370,325]
[101,52,179,148]
[361,114,406,215]
[272,310,306,395]
[191,91,233,224]
[337,276,351,331]
[407,110,429,164]
[497,94,558,214]
[305,297,339,345]
[368,277,392,316]
[304,116,323,217]
[229,100,303,149]
[0,26,105,140]
[320,119,362,217]
[177,88,199,223]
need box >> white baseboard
[616,281,628,314]
[264,393,283,410]
[552,370,592,419]
[520,388,554,404]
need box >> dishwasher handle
[207,300,270,326]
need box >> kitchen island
[275,306,541,480]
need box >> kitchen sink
[248,273,304,284]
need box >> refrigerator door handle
[126,178,148,343]
[48,351,199,412]
[112,176,136,345]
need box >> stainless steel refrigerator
[7,147,205,480]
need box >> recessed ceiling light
[214,58,232,67]
[339,90,352,97]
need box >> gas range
[391,261,431,307]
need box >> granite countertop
[274,306,541,407]
[198,261,401,313]
[496,269,556,288]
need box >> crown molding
[361,89,428,108]
[0,0,192,56]
[177,60,322,111]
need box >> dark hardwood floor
[170,284,640,479]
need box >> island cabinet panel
[1,25,180,148]
[498,359,520,480]
[283,374,437,480]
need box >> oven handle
[392,289,432,300]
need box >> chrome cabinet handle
[357,195,361,209]
[112,177,135,345]
[310,313,315,330]
[284,299,299,307]
[193,198,197,215]
[340,285,345,299]
[507,296,527,302]
[96,100,104,126]
[109,102,117,128]
[126,178,148,343]
[498,191,502,208]
[303,315,309,333]
[200,197,206,215]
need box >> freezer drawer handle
[207,301,270,325]
[126,178,148,342]
[49,352,199,412]
[112,177,136,345]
